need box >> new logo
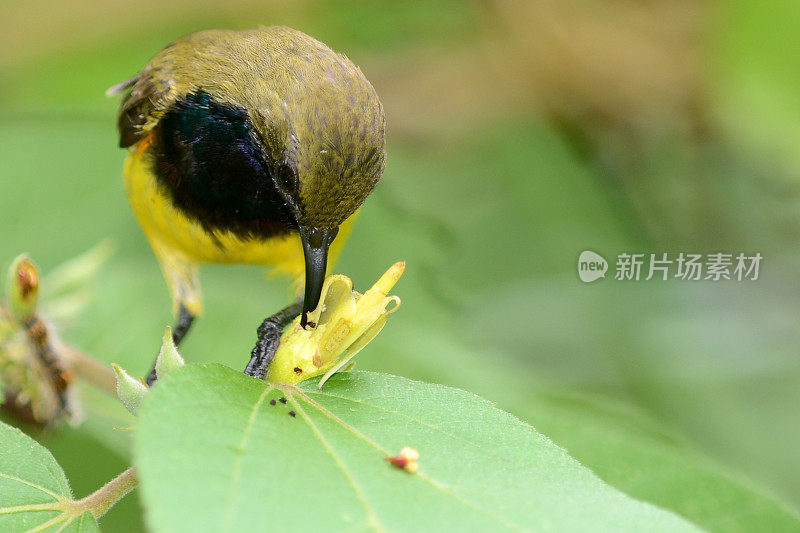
[578,250,608,282]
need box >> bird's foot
[245,300,304,380]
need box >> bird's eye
[276,164,297,193]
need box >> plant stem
[71,466,138,518]
[61,345,118,396]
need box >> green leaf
[0,422,98,532]
[526,392,800,532]
[135,364,699,532]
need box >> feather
[105,75,137,97]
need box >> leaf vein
[25,511,70,533]
[53,513,78,533]
[286,390,386,533]
[306,389,504,458]
[0,472,65,501]
[0,503,63,515]
[221,383,274,532]
[293,387,527,532]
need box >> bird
[109,27,386,384]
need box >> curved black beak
[299,225,339,328]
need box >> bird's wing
[110,31,232,149]
[111,66,172,148]
[114,69,158,148]
[105,75,137,98]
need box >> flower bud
[155,326,185,379]
[7,255,40,321]
[113,363,148,415]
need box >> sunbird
[109,27,386,383]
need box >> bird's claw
[245,300,303,379]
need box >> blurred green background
[3,0,800,530]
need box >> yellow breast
[122,137,355,315]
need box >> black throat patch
[151,91,295,241]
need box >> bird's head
[243,28,386,326]
[254,83,386,326]
[116,27,386,327]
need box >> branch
[70,466,138,519]
[61,345,117,396]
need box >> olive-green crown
[118,26,386,227]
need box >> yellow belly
[123,140,355,315]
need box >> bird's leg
[245,300,304,380]
[145,304,195,386]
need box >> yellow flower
[268,262,404,386]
